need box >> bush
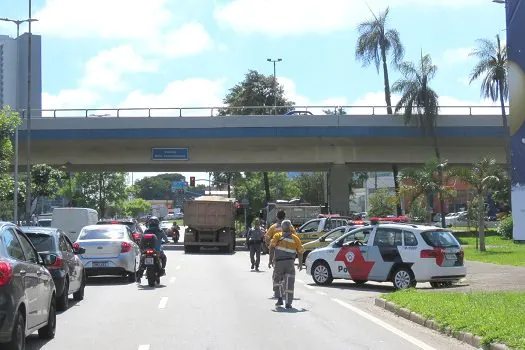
[497,216,513,240]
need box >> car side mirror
[39,252,58,266]
[319,237,325,242]
[73,247,86,255]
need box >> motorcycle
[138,234,164,287]
[171,226,180,243]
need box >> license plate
[145,257,154,265]
[92,262,109,267]
[446,253,457,259]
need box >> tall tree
[469,34,511,174]
[0,107,22,220]
[355,7,405,217]
[450,158,506,251]
[220,70,295,203]
[72,172,128,217]
[392,53,445,226]
[212,172,241,198]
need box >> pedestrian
[264,210,298,298]
[246,218,264,271]
[268,219,304,309]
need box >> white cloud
[148,23,213,59]
[42,89,100,116]
[80,45,159,92]
[214,0,482,36]
[442,47,474,65]
[34,0,173,39]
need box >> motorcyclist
[143,216,169,274]
[171,222,180,242]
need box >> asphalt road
[26,230,473,350]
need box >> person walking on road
[265,210,298,298]
[246,218,264,271]
[268,219,304,309]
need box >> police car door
[331,227,372,280]
[368,227,403,280]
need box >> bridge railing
[17,105,510,118]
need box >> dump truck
[183,196,236,253]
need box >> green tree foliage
[368,188,397,217]
[134,173,185,200]
[123,198,152,217]
[323,107,347,115]
[296,173,325,205]
[211,172,242,198]
[31,164,65,199]
[234,172,300,216]
[0,106,22,218]
[450,157,506,251]
[71,172,128,217]
[219,70,295,116]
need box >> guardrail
[16,105,510,118]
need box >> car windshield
[24,232,57,252]
[38,220,52,227]
[420,231,460,248]
[78,228,125,240]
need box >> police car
[305,221,466,289]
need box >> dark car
[97,219,143,242]
[0,221,57,349]
[284,110,314,116]
[21,227,86,311]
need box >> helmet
[148,216,160,227]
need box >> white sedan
[74,224,141,282]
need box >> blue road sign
[152,148,189,161]
[171,181,188,192]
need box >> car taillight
[0,260,13,287]
[121,242,132,253]
[73,242,80,251]
[132,233,141,241]
[47,256,63,270]
[420,248,445,266]
[145,249,155,255]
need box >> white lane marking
[315,291,327,296]
[169,277,176,284]
[332,299,436,350]
[176,265,181,270]
[158,297,169,309]
[138,345,150,350]
[296,279,305,284]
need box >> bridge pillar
[328,164,350,216]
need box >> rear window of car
[24,232,57,252]
[78,228,125,240]
[420,231,460,248]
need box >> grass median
[382,289,525,348]
[454,232,525,267]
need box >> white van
[51,207,99,241]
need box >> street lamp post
[0,16,38,224]
[266,58,282,115]
[26,0,34,223]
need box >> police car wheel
[312,261,333,285]
[392,268,415,290]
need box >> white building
[0,33,42,113]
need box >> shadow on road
[26,335,51,350]
[137,284,167,290]
[86,276,135,286]
[313,281,395,294]
[272,307,308,313]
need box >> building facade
[0,33,42,113]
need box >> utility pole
[0,16,38,223]
[266,58,282,115]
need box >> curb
[374,298,511,350]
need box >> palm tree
[401,159,456,223]
[469,34,510,173]
[392,53,446,226]
[450,158,505,251]
[356,7,405,216]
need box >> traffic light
[190,176,195,187]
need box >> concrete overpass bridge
[14,105,507,214]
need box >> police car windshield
[420,230,460,248]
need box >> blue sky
[0,0,506,184]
